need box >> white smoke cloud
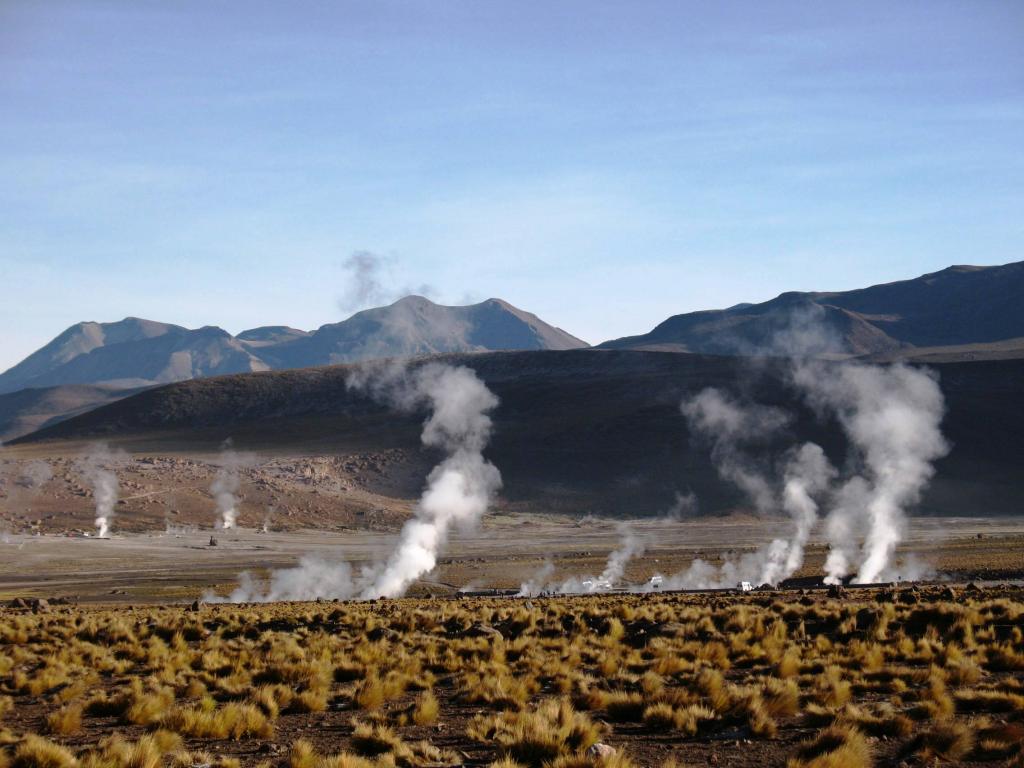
[355,363,501,598]
[77,445,122,538]
[17,460,53,489]
[518,560,555,596]
[778,443,835,580]
[680,389,830,587]
[216,361,502,603]
[794,361,948,584]
[521,524,646,595]
[673,358,947,588]
[682,389,790,513]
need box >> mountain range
[0,296,587,396]
[1,260,1023,442]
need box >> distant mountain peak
[0,298,588,394]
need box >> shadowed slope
[13,350,1024,518]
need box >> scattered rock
[31,598,50,614]
[586,743,616,759]
[465,623,504,640]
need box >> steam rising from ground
[355,363,501,598]
[795,362,948,583]
[210,445,254,530]
[519,524,646,595]
[216,362,501,602]
[668,359,947,588]
[77,445,122,538]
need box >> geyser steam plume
[218,362,501,602]
[673,359,947,588]
[77,446,121,538]
[795,361,948,584]
[210,446,246,529]
[676,391,834,588]
[353,363,502,599]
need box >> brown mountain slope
[13,350,1024,519]
[0,383,150,443]
[600,261,1024,357]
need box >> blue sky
[2,1,1022,370]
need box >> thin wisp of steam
[520,524,646,595]
[211,466,240,529]
[681,389,789,514]
[679,389,832,587]
[517,560,555,596]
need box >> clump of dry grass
[468,698,604,767]
[9,735,79,768]
[412,690,439,726]
[813,667,851,709]
[161,702,273,739]
[350,721,411,759]
[44,703,83,736]
[80,731,183,768]
[973,721,1024,761]
[460,670,533,710]
[903,719,975,762]
[787,724,871,768]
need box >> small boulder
[586,743,616,759]
[30,598,50,614]
[465,622,504,640]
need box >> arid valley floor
[2,516,1024,604]
[2,450,1024,767]
[2,510,1024,767]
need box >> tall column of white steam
[677,388,834,588]
[597,525,645,587]
[794,362,948,583]
[211,464,240,529]
[215,362,502,603]
[358,363,502,599]
[78,447,120,538]
[778,443,836,580]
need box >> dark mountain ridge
[14,350,1024,519]
[600,261,1024,357]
